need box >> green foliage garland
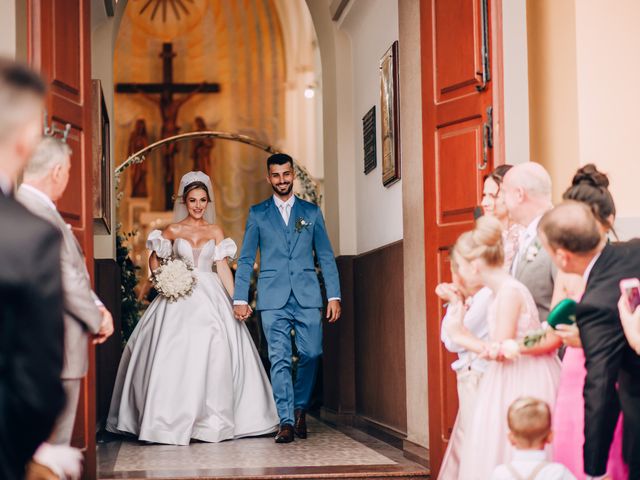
[116,227,143,342]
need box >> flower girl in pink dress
[443,216,561,480]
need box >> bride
[106,171,279,445]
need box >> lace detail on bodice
[191,248,202,268]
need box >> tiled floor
[98,417,429,479]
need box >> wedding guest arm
[439,284,491,357]
[618,295,640,354]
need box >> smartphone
[619,278,640,313]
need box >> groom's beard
[272,182,293,196]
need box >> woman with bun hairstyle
[530,164,627,479]
[443,216,561,480]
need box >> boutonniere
[525,241,541,262]
[295,217,312,233]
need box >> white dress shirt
[511,215,542,275]
[582,251,602,283]
[440,287,491,373]
[273,194,295,225]
[490,449,577,480]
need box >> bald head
[539,201,601,254]
[505,162,552,199]
[502,162,553,226]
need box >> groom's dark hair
[267,153,293,170]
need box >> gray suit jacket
[513,234,556,324]
[17,185,102,379]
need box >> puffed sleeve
[213,238,238,262]
[146,229,172,259]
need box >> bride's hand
[233,304,253,322]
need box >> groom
[233,153,341,443]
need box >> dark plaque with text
[362,106,377,174]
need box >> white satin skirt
[106,272,279,445]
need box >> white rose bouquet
[151,257,197,302]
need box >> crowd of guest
[438,162,640,480]
[0,59,114,479]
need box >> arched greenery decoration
[114,130,321,205]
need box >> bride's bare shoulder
[162,223,182,239]
[206,223,224,240]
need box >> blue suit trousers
[260,293,322,426]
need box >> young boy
[490,397,577,480]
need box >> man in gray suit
[17,137,114,445]
[502,162,556,323]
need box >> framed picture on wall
[379,40,401,187]
[92,80,112,234]
[362,106,377,174]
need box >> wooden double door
[420,0,503,475]
[28,0,97,478]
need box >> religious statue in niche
[128,119,150,197]
[115,43,221,209]
[191,117,214,176]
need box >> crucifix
[116,42,221,209]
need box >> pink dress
[552,347,628,479]
[457,280,561,480]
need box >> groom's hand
[233,304,252,321]
[326,300,341,323]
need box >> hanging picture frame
[379,41,401,187]
[92,80,112,234]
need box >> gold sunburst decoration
[127,0,208,41]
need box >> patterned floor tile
[112,418,396,472]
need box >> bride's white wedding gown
[106,231,279,445]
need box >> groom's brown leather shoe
[294,410,307,439]
[274,424,294,443]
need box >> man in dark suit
[0,58,66,479]
[539,201,640,480]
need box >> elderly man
[501,162,556,323]
[0,58,66,480]
[17,137,114,446]
[538,201,640,480]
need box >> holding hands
[233,304,253,322]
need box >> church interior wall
[502,0,530,166]
[313,0,413,448]
[526,0,581,202]
[526,0,640,240]
[91,0,118,260]
[305,0,356,256]
[399,0,428,453]
[338,0,403,256]
[573,0,640,240]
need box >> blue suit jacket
[234,196,341,311]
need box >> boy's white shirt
[490,449,577,480]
